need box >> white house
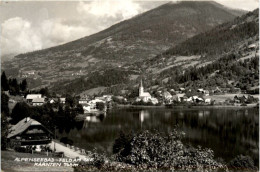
[205,98,211,104]
[176,93,185,102]
[150,98,159,105]
[59,98,66,104]
[79,99,89,104]
[26,94,42,103]
[32,98,45,106]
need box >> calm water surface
[59,107,259,164]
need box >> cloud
[1,17,42,55]
[40,18,90,46]
[77,0,142,21]
[1,0,145,56]
[1,17,92,55]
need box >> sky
[0,0,259,56]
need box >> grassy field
[1,150,73,172]
[205,93,259,102]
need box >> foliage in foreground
[75,129,228,171]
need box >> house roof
[163,91,172,97]
[32,98,45,103]
[7,117,53,139]
[26,94,42,99]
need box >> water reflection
[139,110,150,124]
[58,108,259,165]
[83,113,106,128]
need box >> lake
[58,107,259,165]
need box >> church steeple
[139,79,144,96]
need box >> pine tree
[1,71,9,91]
[20,79,27,91]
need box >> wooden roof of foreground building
[7,117,53,139]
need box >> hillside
[2,1,245,93]
[139,9,259,92]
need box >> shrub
[115,129,227,171]
[113,131,133,154]
[228,155,257,171]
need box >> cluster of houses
[25,93,113,114]
[25,94,66,106]
[135,80,212,105]
[78,95,112,113]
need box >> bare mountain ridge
[3,1,246,91]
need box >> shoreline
[115,104,258,109]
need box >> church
[138,80,152,102]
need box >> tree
[1,113,10,150]
[96,102,105,111]
[1,71,9,91]
[39,87,49,97]
[76,104,84,114]
[1,92,9,116]
[9,78,19,95]
[20,79,27,92]
[65,94,76,108]
[11,102,32,124]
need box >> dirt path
[49,140,91,161]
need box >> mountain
[139,9,259,92]
[2,1,246,93]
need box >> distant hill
[2,1,246,93]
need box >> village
[7,79,257,111]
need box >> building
[7,117,53,147]
[139,80,152,102]
[59,98,66,104]
[32,98,45,106]
[79,99,89,104]
[176,93,185,102]
[26,94,42,103]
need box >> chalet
[32,98,45,106]
[26,94,42,103]
[7,117,53,148]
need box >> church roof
[140,92,151,97]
